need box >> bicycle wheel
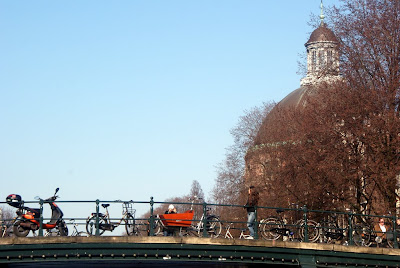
[205,216,222,238]
[13,221,30,237]
[58,220,69,236]
[261,217,282,240]
[298,219,319,242]
[153,219,164,236]
[125,214,139,236]
[352,224,372,246]
[86,215,107,236]
[387,232,397,248]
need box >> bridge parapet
[0,236,400,267]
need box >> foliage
[247,0,400,215]
[212,102,275,212]
[0,205,15,236]
[0,206,15,222]
[140,179,205,218]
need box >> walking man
[244,185,259,239]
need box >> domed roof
[251,19,339,147]
[306,22,338,45]
[277,86,310,108]
[252,86,313,146]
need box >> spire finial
[320,0,325,24]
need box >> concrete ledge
[0,236,399,256]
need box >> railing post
[39,199,44,237]
[392,216,398,249]
[254,206,258,239]
[302,205,308,242]
[347,212,353,246]
[149,196,154,236]
[202,201,208,237]
[95,199,100,236]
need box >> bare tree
[0,206,15,236]
[212,102,275,210]
[0,206,15,222]
[246,0,400,216]
[141,180,205,218]
[326,0,400,214]
[189,180,205,201]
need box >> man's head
[379,218,385,225]
[248,185,255,194]
[168,204,175,211]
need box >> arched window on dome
[318,50,325,70]
[312,50,317,71]
[327,50,333,69]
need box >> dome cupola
[300,0,340,86]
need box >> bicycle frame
[70,219,80,236]
[102,206,128,227]
[192,207,208,231]
[1,223,12,238]
[189,198,208,231]
[224,223,251,239]
[224,223,234,239]
[69,219,89,237]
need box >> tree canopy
[245,0,400,215]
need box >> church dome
[251,21,340,146]
[276,86,310,108]
[244,1,345,210]
[306,22,338,45]
[252,85,312,146]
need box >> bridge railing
[0,198,398,248]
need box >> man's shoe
[245,236,254,239]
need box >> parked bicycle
[86,201,139,236]
[260,208,319,242]
[351,222,373,246]
[190,202,222,238]
[318,213,346,244]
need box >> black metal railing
[0,198,399,248]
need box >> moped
[6,188,68,237]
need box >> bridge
[1,236,400,268]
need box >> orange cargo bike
[154,198,222,238]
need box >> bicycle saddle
[276,209,284,214]
[102,204,110,208]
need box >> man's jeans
[247,211,256,237]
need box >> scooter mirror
[34,196,40,200]
[55,188,59,194]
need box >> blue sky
[0,0,341,224]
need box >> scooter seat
[102,204,110,208]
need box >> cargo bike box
[159,210,194,227]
